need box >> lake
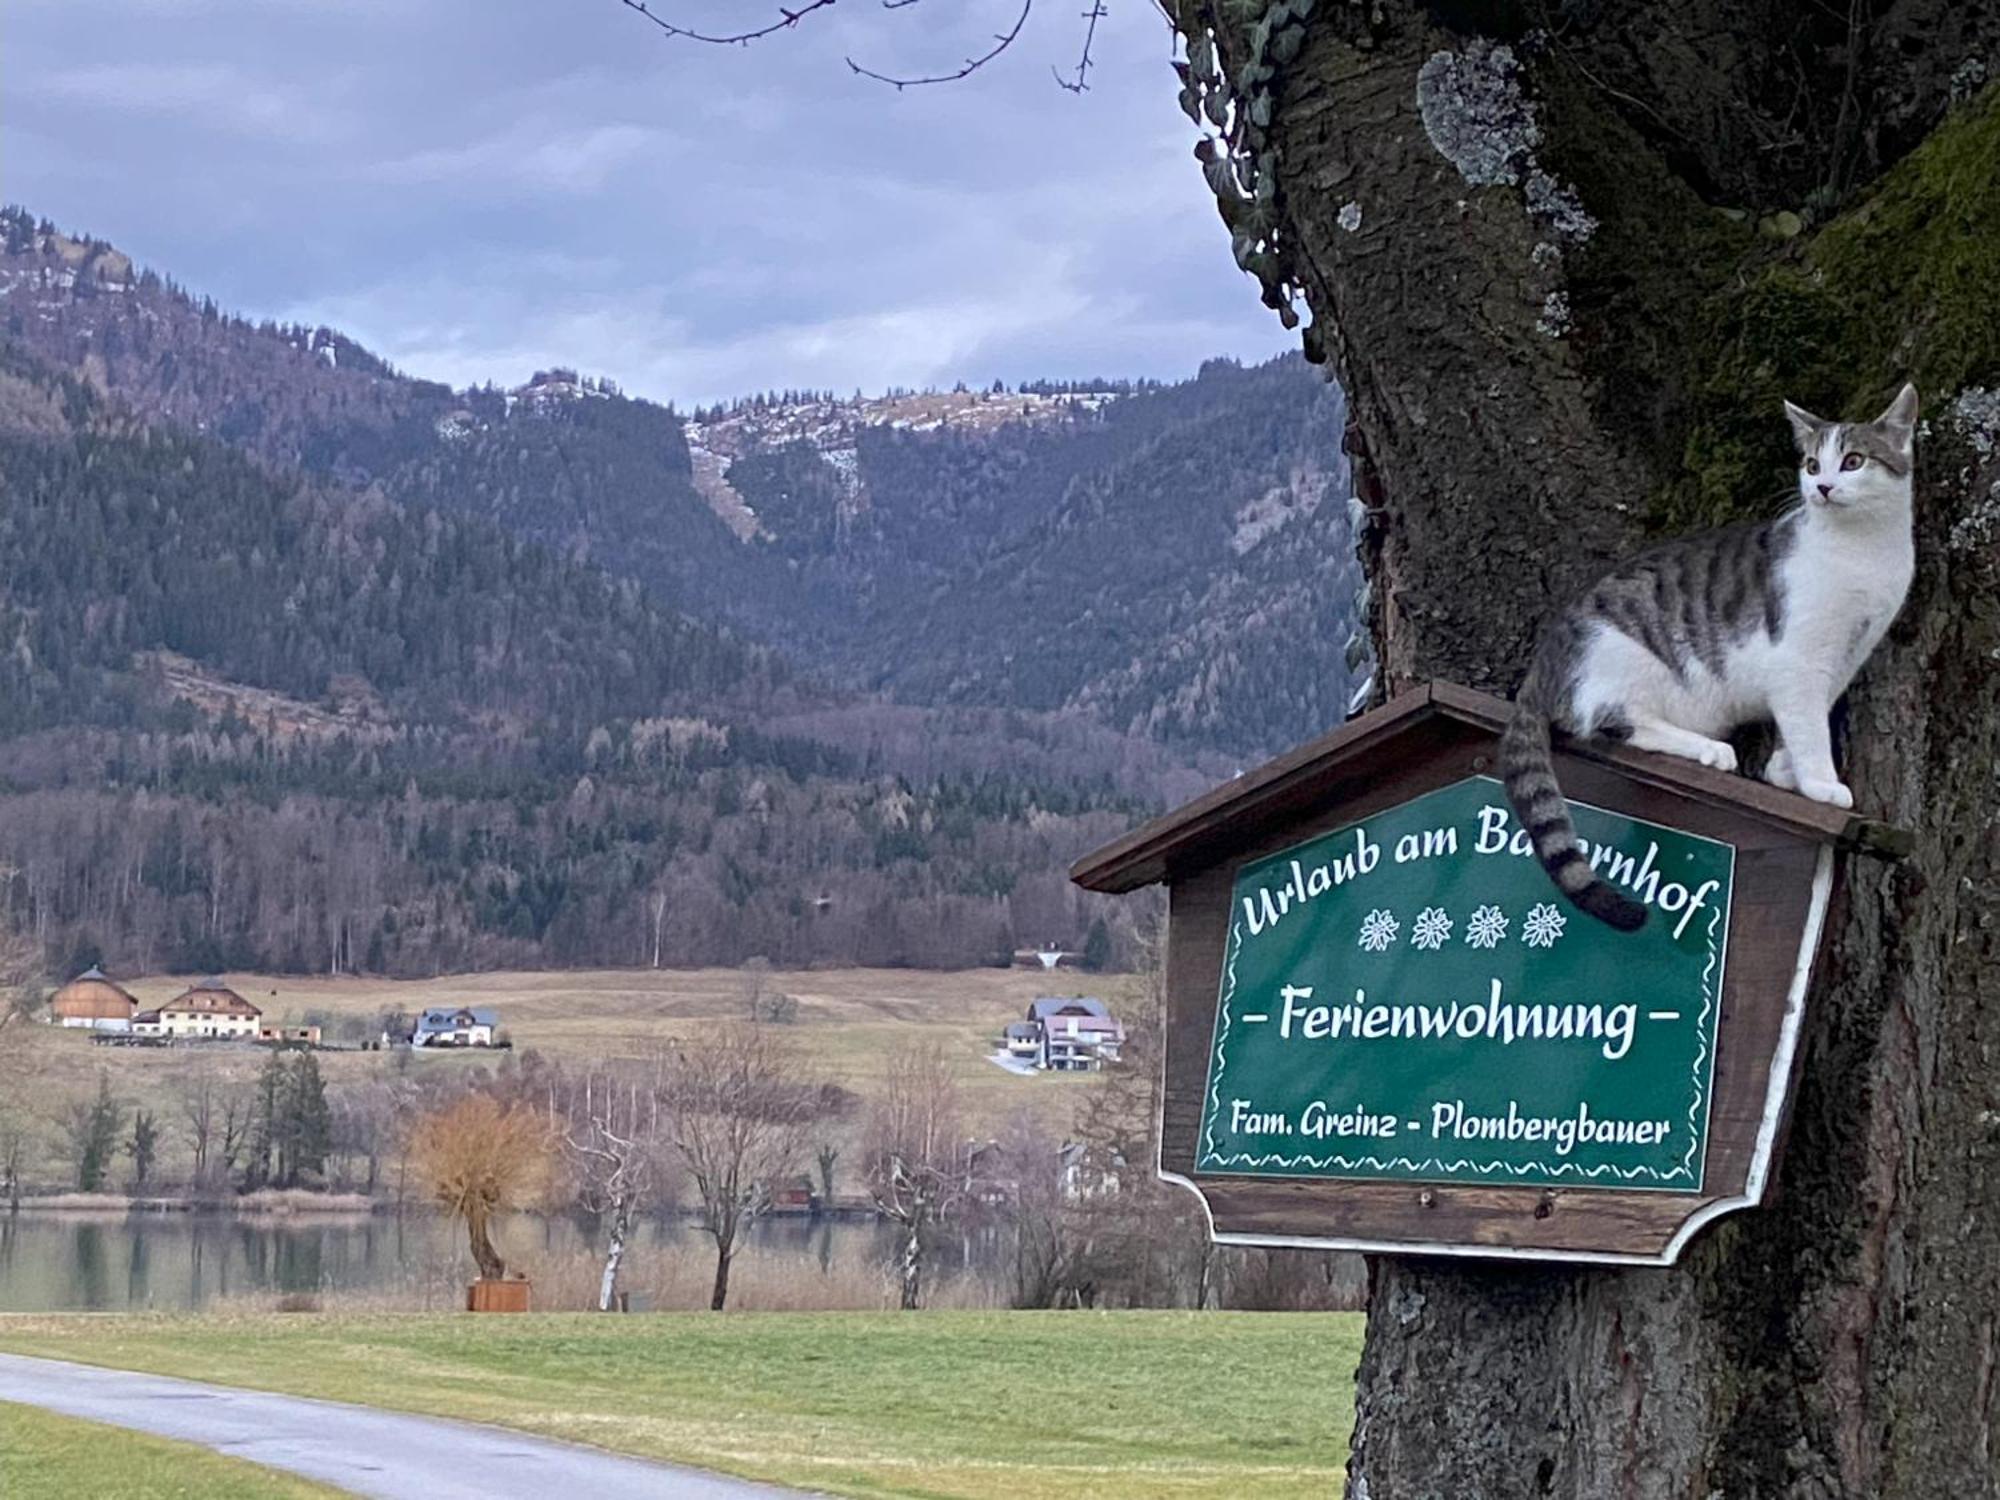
[0,1210,1013,1313]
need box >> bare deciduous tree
[219,1089,251,1186]
[994,1109,1077,1309]
[659,1024,821,1311]
[563,1065,663,1312]
[0,901,40,1213]
[0,890,43,1038]
[0,1115,24,1213]
[737,955,771,1021]
[175,1062,228,1188]
[125,1108,160,1192]
[407,1092,554,1281]
[864,1040,972,1310]
[814,1140,839,1205]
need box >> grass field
[6,966,1121,1192]
[0,1310,1363,1498]
[0,1400,341,1499]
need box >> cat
[1501,383,1918,929]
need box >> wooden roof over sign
[1072,682,1909,896]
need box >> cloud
[28,62,349,145]
[3,0,1292,404]
[370,123,674,195]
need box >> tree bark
[899,1214,924,1311]
[710,1241,733,1312]
[598,1205,629,1313]
[465,1202,505,1282]
[1163,2,2000,1493]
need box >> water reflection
[0,1211,1006,1313]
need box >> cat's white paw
[1798,777,1854,810]
[1697,741,1738,773]
[1764,747,1797,790]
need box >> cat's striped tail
[1499,692,1646,932]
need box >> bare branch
[614,0,1108,93]
[657,1024,830,1309]
[1052,0,1105,94]
[844,0,1033,89]
[617,0,840,47]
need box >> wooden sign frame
[1072,682,1910,1266]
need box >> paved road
[0,1352,812,1499]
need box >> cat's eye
[1804,457,1820,475]
[1840,453,1865,472]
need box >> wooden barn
[47,966,138,1031]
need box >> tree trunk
[899,1215,924,1311]
[599,1203,630,1313]
[1163,2,2000,1493]
[710,1241,733,1311]
[465,1201,505,1281]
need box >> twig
[1053,0,1106,93]
[617,0,1089,92]
[845,0,1034,88]
[617,0,839,46]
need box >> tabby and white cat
[1502,384,1918,929]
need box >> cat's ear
[1782,399,1826,451]
[1874,382,1919,452]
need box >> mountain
[0,207,1366,979]
[0,346,1190,978]
[0,207,1361,761]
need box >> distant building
[411,1007,499,1048]
[767,1175,819,1214]
[258,1022,322,1047]
[1002,1021,1042,1060]
[1012,946,1076,970]
[149,978,261,1040]
[1022,997,1124,1071]
[1057,1140,1127,1200]
[48,967,138,1031]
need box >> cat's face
[1783,383,1918,512]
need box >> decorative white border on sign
[1159,843,1834,1267]
[1194,780,1734,1190]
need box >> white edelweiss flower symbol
[1410,907,1453,951]
[1357,908,1400,953]
[1522,902,1568,948]
[1464,904,1509,949]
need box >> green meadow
[0,1401,341,1499]
[0,1309,1364,1499]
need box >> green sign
[1197,775,1735,1192]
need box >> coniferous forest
[0,207,1364,976]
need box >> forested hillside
[0,356,764,740]
[0,352,1174,977]
[0,206,1365,979]
[763,358,1361,747]
[1,208,1359,761]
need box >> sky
[4,0,1291,405]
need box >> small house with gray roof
[411,1006,501,1048]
